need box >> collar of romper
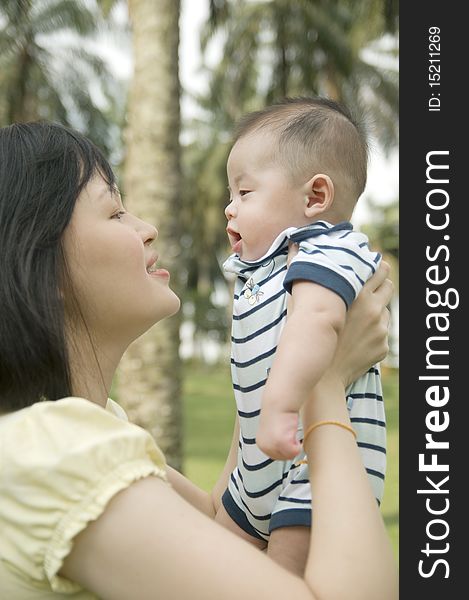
[223,220,353,278]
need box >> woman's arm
[62,473,309,600]
[61,384,397,600]
[210,415,240,513]
[301,374,397,600]
[165,417,240,517]
[61,358,396,600]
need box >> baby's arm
[256,281,346,460]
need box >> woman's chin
[123,290,181,342]
[166,291,181,317]
[153,290,181,323]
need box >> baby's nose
[225,201,236,219]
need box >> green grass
[380,367,399,561]
[182,361,399,560]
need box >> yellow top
[0,397,168,598]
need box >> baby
[218,97,386,574]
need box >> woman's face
[62,175,180,345]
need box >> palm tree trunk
[118,0,183,470]
[275,3,289,97]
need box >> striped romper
[221,221,386,541]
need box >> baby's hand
[256,409,301,460]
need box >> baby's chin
[243,248,269,262]
[241,250,263,261]
[240,243,268,262]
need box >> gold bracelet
[302,420,357,446]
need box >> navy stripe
[313,244,378,273]
[284,262,355,307]
[230,472,239,490]
[357,441,387,454]
[359,241,370,248]
[242,436,256,444]
[277,496,310,504]
[233,378,267,393]
[289,479,309,485]
[232,267,285,299]
[255,264,288,288]
[232,288,285,320]
[270,508,311,532]
[351,417,386,427]
[222,489,267,540]
[232,309,287,343]
[238,408,261,418]
[367,367,380,375]
[339,264,365,286]
[241,477,284,498]
[288,221,352,243]
[238,243,289,271]
[366,468,385,480]
[347,392,383,402]
[232,472,288,519]
[231,345,277,368]
[242,457,274,471]
[237,469,290,497]
[238,494,272,521]
[233,472,285,528]
[293,248,325,257]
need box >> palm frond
[31,0,99,36]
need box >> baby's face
[225,132,309,261]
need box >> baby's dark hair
[233,97,369,206]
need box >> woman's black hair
[0,121,116,412]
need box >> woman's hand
[330,261,393,387]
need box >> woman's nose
[141,219,158,245]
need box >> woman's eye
[112,210,126,220]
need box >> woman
[0,122,397,599]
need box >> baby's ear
[303,174,334,218]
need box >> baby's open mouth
[226,228,242,253]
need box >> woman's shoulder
[0,397,167,594]
[0,396,167,474]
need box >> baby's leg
[256,409,301,461]
[215,503,267,551]
[267,525,310,576]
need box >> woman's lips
[146,253,171,281]
[148,268,170,280]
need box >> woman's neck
[68,334,124,408]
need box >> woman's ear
[303,174,334,218]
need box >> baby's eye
[239,190,251,197]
